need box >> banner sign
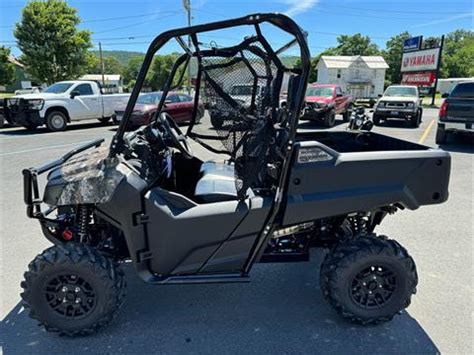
[401,71,437,86]
[403,36,423,52]
[401,47,440,72]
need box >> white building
[316,56,389,99]
[79,74,123,93]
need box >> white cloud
[284,0,319,17]
[413,13,473,28]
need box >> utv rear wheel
[46,110,67,131]
[320,236,417,325]
[21,243,126,336]
[324,110,336,127]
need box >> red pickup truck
[301,84,353,127]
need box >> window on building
[337,69,342,79]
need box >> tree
[14,0,92,84]
[122,56,145,85]
[147,53,186,91]
[383,31,412,85]
[87,56,123,75]
[334,34,380,56]
[0,46,15,86]
[442,30,474,78]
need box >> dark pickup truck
[436,81,474,144]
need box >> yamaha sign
[401,47,441,72]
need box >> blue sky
[1,0,472,57]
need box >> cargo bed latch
[137,249,153,262]
[132,212,149,226]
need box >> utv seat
[194,161,254,203]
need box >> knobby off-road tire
[21,243,126,336]
[324,109,336,127]
[320,235,417,325]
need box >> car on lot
[3,80,130,131]
[436,81,474,144]
[373,85,423,127]
[114,91,204,127]
[300,84,353,127]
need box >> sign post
[431,35,444,106]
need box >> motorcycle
[348,106,374,131]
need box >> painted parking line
[0,139,108,157]
[418,119,436,144]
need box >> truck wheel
[98,117,111,125]
[372,115,381,126]
[320,235,417,325]
[46,111,67,131]
[324,110,336,127]
[342,104,353,122]
[435,126,447,145]
[210,114,224,129]
[21,243,126,336]
[0,114,4,128]
[410,111,421,128]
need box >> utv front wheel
[320,236,417,325]
[21,243,126,336]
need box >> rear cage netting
[167,30,298,199]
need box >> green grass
[0,93,14,98]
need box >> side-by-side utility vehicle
[20,14,451,336]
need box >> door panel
[144,188,250,275]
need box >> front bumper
[301,104,331,121]
[4,98,43,127]
[374,107,417,119]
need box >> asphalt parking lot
[0,108,472,354]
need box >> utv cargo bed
[283,131,450,225]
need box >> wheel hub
[350,265,397,309]
[44,274,97,318]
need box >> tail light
[439,100,448,119]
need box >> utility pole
[183,0,192,94]
[431,35,444,106]
[99,41,106,89]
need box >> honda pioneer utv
[20,14,450,336]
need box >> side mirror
[441,92,449,98]
[70,90,80,99]
[377,94,382,98]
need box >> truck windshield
[137,92,162,104]
[306,87,334,97]
[384,87,417,97]
[44,83,74,94]
[230,85,254,95]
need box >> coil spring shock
[77,205,90,242]
[350,213,368,236]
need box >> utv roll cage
[109,13,310,272]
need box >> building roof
[318,56,389,69]
[80,74,121,81]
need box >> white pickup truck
[4,81,130,131]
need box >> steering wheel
[158,112,193,159]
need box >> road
[0,108,472,354]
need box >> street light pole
[99,41,106,89]
[183,0,192,94]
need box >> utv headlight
[27,99,44,110]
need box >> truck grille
[383,102,412,108]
